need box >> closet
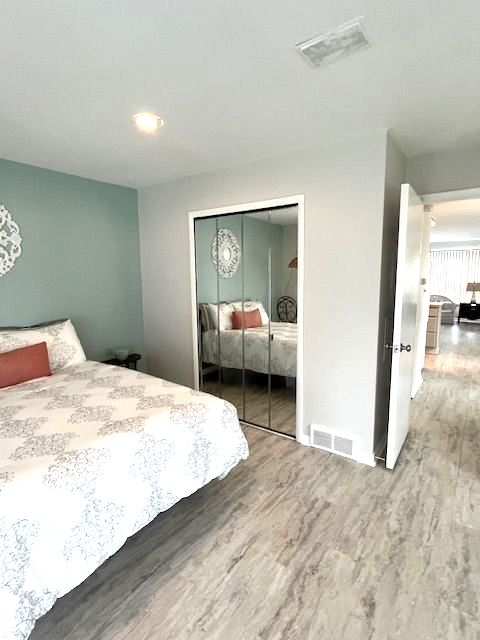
[194,205,298,436]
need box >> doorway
[188,195,304,441]
[415,190,480,376]
[384,185,480,469]
[423,193,480,373]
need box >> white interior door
[386,184,423,469]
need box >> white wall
[407,147,480,195]
[139,130,388,464]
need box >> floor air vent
[312,429,332,450]
[311,425,354,459]
[333,436,353,457]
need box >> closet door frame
[188,194,305,444]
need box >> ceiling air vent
[296,19,371,68]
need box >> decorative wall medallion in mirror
[0,204,22,277]
[211,228,241,278]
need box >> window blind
[430,249,480,303]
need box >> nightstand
[103,353,141,370]
[458,303,480,323]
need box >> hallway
[406,321,480,635]
[410,321,480,512]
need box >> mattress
[0,361,248,640]
[201,322,297,377]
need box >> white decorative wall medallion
[211,228,241,279]
[0,204,22,277]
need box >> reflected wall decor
[210,227,241,278]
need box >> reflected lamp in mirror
[284,256,298,305]
[467,282,480,305]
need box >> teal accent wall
[194,214,283,319]
[0,159,144,363]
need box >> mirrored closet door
[194,205,298,436]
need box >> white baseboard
[354,449,377,467]
[297,433,311,446]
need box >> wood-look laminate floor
[31,323,480,640]
[202,374,296,436]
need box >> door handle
[390,343,412,353]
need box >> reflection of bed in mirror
[202,323,296,377]
[198,299,297,436]
[198,301,296,378]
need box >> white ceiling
[1,1,480,188]
[430,199,480,244]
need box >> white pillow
[206,303,234,331]
[232,300,269,326]
[0,319,86,372]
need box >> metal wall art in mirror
[0,204,22,277]
[211,228,241,278]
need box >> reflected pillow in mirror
[206,303,234,330]
[232,301,269,325]
[231,309,262,330]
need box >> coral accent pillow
[0,342,52,389]
[231,309,262,330]
[232,301,269,325]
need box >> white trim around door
[188,194,305,444]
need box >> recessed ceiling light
[133,112,164,133]
[296,19,371,67]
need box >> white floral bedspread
[202,322,297,377]
[0,361,248,640]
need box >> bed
[202,322,297,378]
[0,336,248,639]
